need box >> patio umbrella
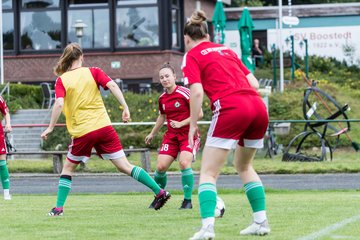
[238,7,254,73]
[212,0,226,44]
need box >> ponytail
[54,43,83,76]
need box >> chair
[40,83,55,109]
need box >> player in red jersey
[0,96,12,200]
[183,11,270,239]
[145,63,202,210]
[41,43,170,216]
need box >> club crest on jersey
[174,101,181,108]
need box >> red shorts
[67,126,124,164]
[206,94,268,149]
[159,131,200,159]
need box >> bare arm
[188,83,204,148]
[4,112,12,132]
[41,98,64,139]
[246,73,260,90]
[170,108,204,128]
[106,80,130,122]
[145,114,166,144]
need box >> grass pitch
[0,190,359,240]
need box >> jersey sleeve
[158,97,165,114]
[0,96,8,116]
[55,77,66,98]
[182,53,202,86]
[237,58,251,76]
[89,67,112,90]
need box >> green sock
[131,166,161,195]
[0,160,10,190]
[198,183,217,218]
[56,175,72,208]
[244,182,266,212]
[154,170,167,189]
[181,168,194,200]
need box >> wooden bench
[7,148,151,174]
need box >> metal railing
[0,82,10,99]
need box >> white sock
[202,217,215,228]
[4,189,10,196]
[253,210,267,223]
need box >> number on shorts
[161,144,169,151]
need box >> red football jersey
[181,41,258,106]
[158,86,191,133]
[0,96,9,133]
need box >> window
[2,0,12,9]
[117,0,157,5]
[69,0,108,7]
[2,13,14,50]
[2,1,14,51]
[172,0,181,48]
[116,1,159,48]
[20,0,61,50]
[22,0,59,8]
[68,9,110,48]
[20,12,61,50]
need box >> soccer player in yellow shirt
[41,43,170,216]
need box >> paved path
[10,173,360,194]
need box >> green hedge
[42,92,213,150]
[4,55,359,151]
[0,84,42,113]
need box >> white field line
[297,214,360,240]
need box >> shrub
[0,84,42,113]
[42,91,213,150]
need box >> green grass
[7,148,360,174]
[0,191,359,239]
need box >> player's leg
[234,146,270,236]
[190,146,228,240]
[178,133,199,210]
[48,159,79,216]
[178,151,194,209]
[154,154,174,189]
[153,137,178,190]
[111,156,170,210]
[97,126,171,210]
[0,153,11,200]
[191,96,248,239]
[49,134,90,216]
[147,154,173,208]
[235,95,270,236]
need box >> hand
[4,125,12,133]
[188,124,198,149]
[41,127,53,140]
[170,120,182,129]
[144,133,154,145]
[122,107,131,123]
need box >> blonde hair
[183,10,208,41]
[54,43,83,76]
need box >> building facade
[224,3,360,66]
[2,0,221,90]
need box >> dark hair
[159,62,175,74]
[54,42,83,76]
[183,10,208,41]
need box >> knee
[178,159,191,170]
[156,163,168,172]
[236,162,252,173]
